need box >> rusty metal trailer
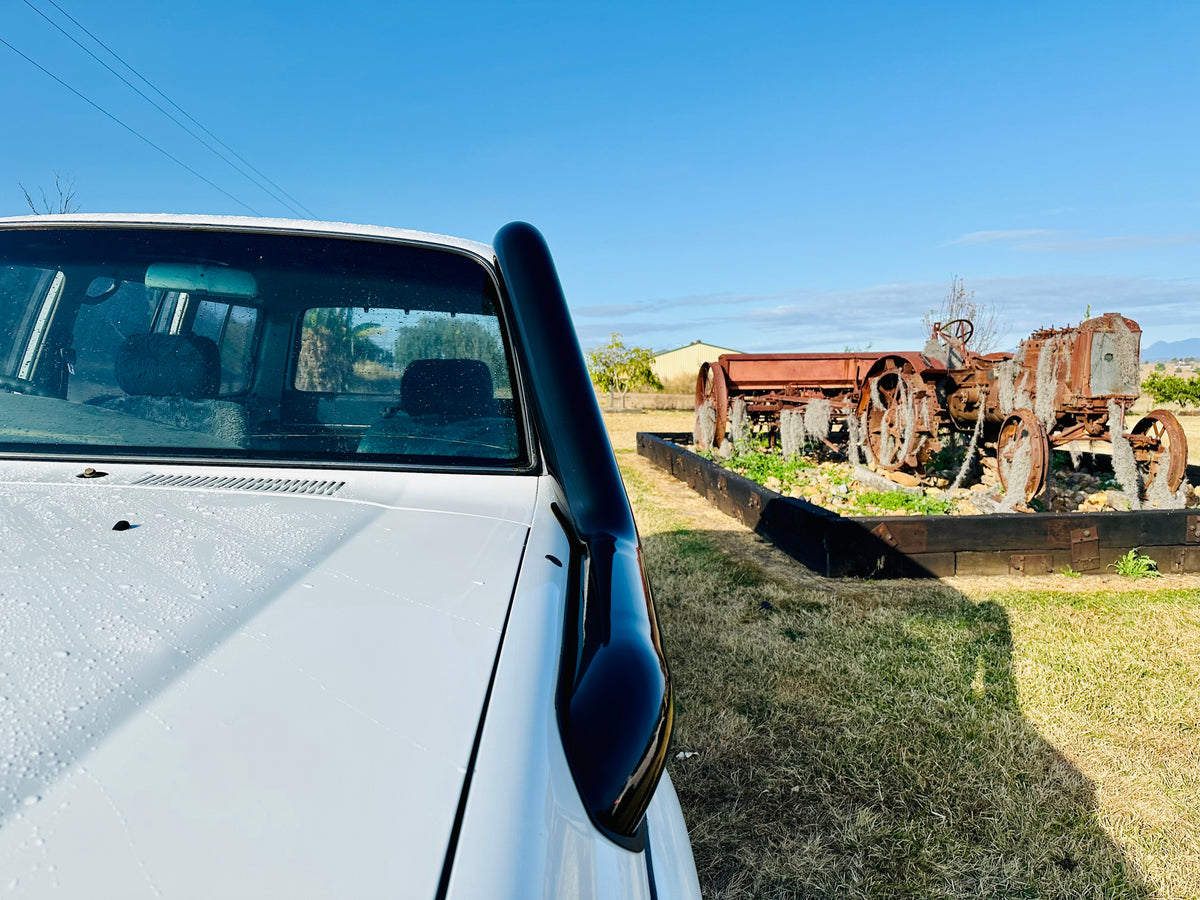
[694,314,1188,504]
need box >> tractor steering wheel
[941,318,974,346]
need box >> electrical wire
[0,34,263,215]
[32,0,318,220]
[20,0,312,219]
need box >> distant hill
[1143,338,1200,361]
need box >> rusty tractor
[694,313,1188,503]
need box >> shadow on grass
[648,528,1156,900]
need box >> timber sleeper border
[637,431,1200,578]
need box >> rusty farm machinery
[694,313,1189,505]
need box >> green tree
[296,307,387,392]
[392,314,510,391]
[1141,371,1200,407]
[586,333,662,410]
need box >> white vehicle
[0,215,700,899]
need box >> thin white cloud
[573,291,775,319]
[945,229,1061,246]
[582,274,1200,356]
[1016,232,1200,253]
[947,229,1200,254]
[573,303,648,317]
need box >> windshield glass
[0,226,526,468]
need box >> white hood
[0,464,538,898]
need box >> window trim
[17,270,64,380]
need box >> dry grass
[608,410,1200,898]
[660,372,700,394]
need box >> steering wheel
[940,318,974,346]
[0,375,56,398]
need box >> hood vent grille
[132,474,345,496]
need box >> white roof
[0,213,495,261]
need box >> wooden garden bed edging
[636,432,1200,578]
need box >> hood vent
[132,474,345,496]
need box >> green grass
[618,460,1200,898]
[610,415,1200,897]
[653,559,1169,897]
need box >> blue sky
[3,1,1199,354]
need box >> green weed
[723,448,814,490]
[851,489,956,516]
[1109,548,1162,578]
[925,436,967,472]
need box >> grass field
[609,409,1200,899]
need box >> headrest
[400,358,495,419]
[115,333,221,399]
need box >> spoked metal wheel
[1130,409,1188,493]
[862,364,919,470]
[694,362,729,451]
[997,409,1051,503]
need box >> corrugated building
[652,340,741,386]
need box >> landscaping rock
[705,440,1179,518]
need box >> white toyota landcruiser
[0,215,700,899]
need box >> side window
[294,308,510,397]
[190,300,258,394]
[393,312,512,398]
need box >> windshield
[0,226,527,468]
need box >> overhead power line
[20,0,312,219]
[30,0,318,220]
[0,34,263,215]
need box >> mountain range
[1142,338,1200,361]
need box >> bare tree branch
[922,276,1003,353]
[53,173,79,214]
[18,173,80,215]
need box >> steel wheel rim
[1131,409,1188,492]
[997,409,1050,502]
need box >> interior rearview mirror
[145,263,258,299]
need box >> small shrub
[1060,565,1082,578]
[925,437,967,473]
[1108,548,1161,578]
